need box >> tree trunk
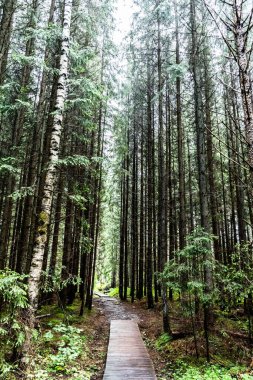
[233,0,253,177]
[146,58,154,309]
[0,0,16,84]
[28,0,73,310]
[190,0,213,360]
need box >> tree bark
[232,0,253,177]
[0,0,16,84]
[146,57,154,309]
[28,0,73,310]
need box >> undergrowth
[21,300,97,379]
[26,320,92,380]
[0,270,28,378]
[172,361,252,380]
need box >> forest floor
[74,293,253,379]
[80,293,168,379]
[26,294,253,380]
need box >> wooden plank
[103,320,157,380]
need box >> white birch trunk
[234,0,253,173]
[28,0,73,309]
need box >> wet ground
[94,293,140,322]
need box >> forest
[0,0,253,378]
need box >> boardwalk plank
[103,320,157,380]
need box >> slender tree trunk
[204,47,220,260]
[17,0,56,274]
[146,58,154,309]
[233,0,253,177]
[175,1,186,250]
[156,8,171,332]
[190,0,213,360]
[28,0,73,310]
[0,0,16,84]
[138,119,144,300]
[131,124,137,303]
[123,131,130,300]
[119,161,126,300]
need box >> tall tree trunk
[204,46,220,260]
[119,160,126,300]
[28,0,73,309]
[131,124,137,303]
[17,0,56,274]
[123,131,130,301]
[157,8,171,333]
[0,0,16,84]
[175,1,186,250]
[232,0,253,177]
[138,118,144,300]
[146,58,154,309]
[190,0,213,360]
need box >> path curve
[94,293,140,322]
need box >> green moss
[40,211,49,223]
[38,211,49,234]
[108,287,119,297]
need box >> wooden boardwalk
[103,320,157,380]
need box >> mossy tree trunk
[28,0,73,310]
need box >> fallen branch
[36,314,51,319]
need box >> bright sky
[104,1,139,157]
[110,0,139,92]
[113,0,138,45]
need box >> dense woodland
[1,0,253,378]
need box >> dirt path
[94,293,140,322]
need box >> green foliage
[40,270,82,295]
[172,361,251,380]
[68,194,87,210]
[0,269,28,313]
[0,157,20,176]
[0,270,29,377]
[29,323,89,379]
[108,287,119,297]
[166,62,188,80]
[155,333,172,350]
[46,324,86,373]
[216,243,253,306]
[161,227,216,307]
[9,186,34,201]
[57,155,90,168]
